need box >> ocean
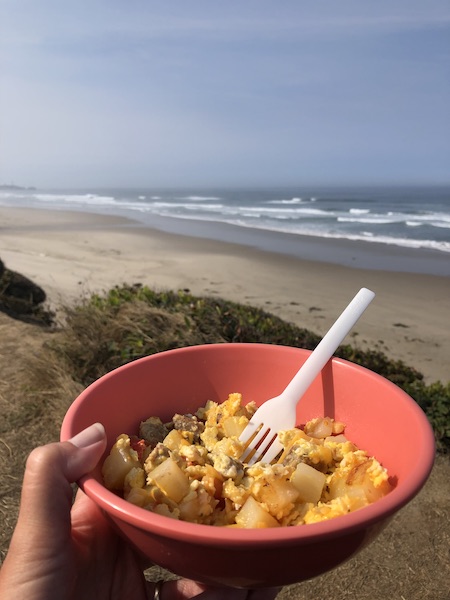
[1,184,450,274]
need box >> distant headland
[0,184,36,191]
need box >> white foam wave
[246,223,450,253]
[175,195,221,201]
[386,211,450,225]
[267,197,303,204]
[235,205,331,217]
[2,188,449,256]
[413,213,450,224]
[431,221,450,229]
[167,212,450,253]
[295,207,330,216]
[319,232,450,253]
[151,201,223,210]
[337,216,397,224]
[349,208,370,215]
[34,193,117,205]
[340,210,450,227]
[184,203,224,211]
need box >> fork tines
[240,425,283,465]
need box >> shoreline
[2,199,450,277]
[130,211,450,277]
[1,206,449,383]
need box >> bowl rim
[62,343,436,546]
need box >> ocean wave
[14,191,449,228]
[386,211,450,224]
[233,205,330,216]
[337,216,398,224]
[246,222,450,253]
[2,187,449,256]
[431,221,450,229]
[349,208,370,215]
[151,201,223,210]
[319,232,450,253]
[184,204,224,211]
[175,195,221,201]
[413,213,450,224]
[292,207,331,216]
[267,197,303,204]
[156,211,450,253]
[34,193,117,205]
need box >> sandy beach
[1,206,449,383]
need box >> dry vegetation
[0,286,449,599]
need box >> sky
[1,0,449,189]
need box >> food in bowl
[102,392,392,527]
[61,344,435,588]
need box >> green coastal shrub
[52,284,449,452]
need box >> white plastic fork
[239,287,375,465]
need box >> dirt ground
[0,311,449,599]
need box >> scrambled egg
[102,393,392,528]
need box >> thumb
[11,423,107,552]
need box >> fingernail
[68,423,106,449]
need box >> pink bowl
[60,343,435,588]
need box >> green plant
[48,285,449,452]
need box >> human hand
[0,423,280,600]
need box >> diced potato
[127,484,165,506]
[125,486,153,508]
[179,487,216,522]
[154,503,180,519]
[291,462,327,503]
[324,434,348,444]
[222,415,248,438]
[124,466,145,493]
[147,457,190,503]
[328,459,391,504]
[235,496,280,528]
[125,485,168,508]
[332,421,346,434]
[330,485,368,510]
[304,417,334,439]
[163,429,190,452]
[252,478,299,520]
[102,435,141,490]
[178,492,200,521]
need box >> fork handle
[281,288,375,406]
